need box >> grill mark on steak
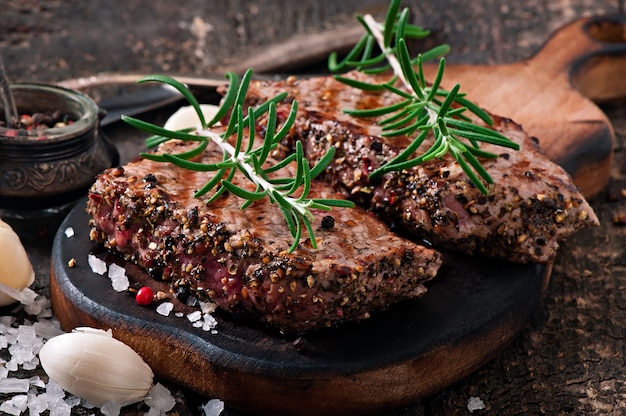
[239,73,599,264]
[87,140,442,334]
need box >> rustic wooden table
[3,0,626,414]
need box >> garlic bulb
[163,104,219,131]
[0,218,35,306]
[39,327,154,406]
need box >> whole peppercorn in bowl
[0,83,118,237]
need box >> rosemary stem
[363,15,407,87]
[196,128,310,218]
[362,14,439,126]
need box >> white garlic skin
[39,327,154,407]
[0,218,35,306]
[163,104,220,131]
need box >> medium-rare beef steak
[241,73,599,264]
[86,140,442,333]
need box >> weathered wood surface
[3,0,626,414]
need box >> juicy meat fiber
[242,73,599,264]
[86,140,442,333]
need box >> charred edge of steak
[293,113,596,264]
[86,155,442,334]
[239,77,599,264]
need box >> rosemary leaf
[310,198,355,208]
[309,146,336,179]
[452,151,489,194]
[145,127,195,148]
[381,119,421,137]
[381,108,426,131]
[383,0,402,47]
[221,180,268,202]
[333,76,387,91]
[327,0,521,193]
[298,156,312,201]
[137,75,206,127]
[344,99,408,118]
[122,115,206,142]
[140,139,208,162]
[124,70,354,252]
[160,153,221,172]
[416,44,452,63]
[206,72,240,127]
[195,167,227,198]
[362,65,393,75]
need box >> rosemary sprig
[328,0,520,194]
[122,69,354,252]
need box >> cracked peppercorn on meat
[86,140,442,333]
[239,73,599,264]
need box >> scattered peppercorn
[369,140,383,153]
[143,173,157,183]
[321,215,335,230]
[0,110,75,131]
[135,286,154,306]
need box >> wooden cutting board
[50,209,549,416]
[49,15,622,416]
[424,14,626,198]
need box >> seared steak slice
[241,74,599,264]
[86,140,442,333]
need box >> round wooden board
[50,201,550,415]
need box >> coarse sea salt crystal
[144,383,176,412]
[199,301,217,314]
[27,391,49,416]
[202,398,225,416]
[88,254,107,275]
[468,396,486,413]
[64,227,74,238]
[100,400,121,416]
[145,407,161,416]
[108,263,129,292]
[0,394,27,416]
[0,377,30,393]
[156,302,174,316]
[29,376,46,389]
[45,379,72,415]
[33,319,64,340]
[186,310,202,323]
[23,295,49,316]
[202,314,217,332]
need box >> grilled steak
[86,140,442,333]
[240,73,599,264]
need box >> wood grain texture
[50,205,549,415]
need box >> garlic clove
[0,218,35,306]
[39,327,154,407]
[163,104,220,131]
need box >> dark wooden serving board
[49,15,623,416]
[50,205,549,415]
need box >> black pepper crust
[86,140,442,334]
[240,73,599,264]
